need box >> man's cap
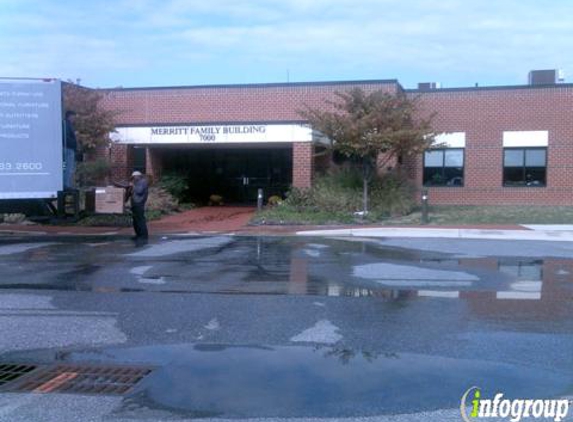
[131,171,143,177]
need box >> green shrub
[321,166,363,190]
[146,185,182,216]
[283,168,362,213]
[283,187,314,211]
[311,175,361,213]
[279,167,415,220]
[369,173,416,217]
[158,172,189,203]
[267,195,283,206]
[75,159,111,187]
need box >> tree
[62,82,117,154]
[301,88,435,214]
[63,82,118,186]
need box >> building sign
[113,124,314,145]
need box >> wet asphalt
[0,234,572,421]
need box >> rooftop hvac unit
[528,69,564,85]
[417,82,442,90]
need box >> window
[423,148,464,186]
[503,147,546,187]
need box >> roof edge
[407,83,573,94]
[114,120,309,127]
[99,79,401,92]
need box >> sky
[0,0,572,89]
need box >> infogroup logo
[460,387,570,422]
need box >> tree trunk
[362,156,371,217]
[362,175,369,216]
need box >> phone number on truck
[0,162,43,171]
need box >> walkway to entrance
[149,206,255,233]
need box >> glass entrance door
[242,151,272,203]
[161,147,292,205]
[224,150,281,203]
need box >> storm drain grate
[0,364,38,387]
[3,364,153,395]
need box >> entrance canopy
[112,123,321,145]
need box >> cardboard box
[86,187,125,214]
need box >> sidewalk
[149,206,254,233]
[294,224,573,242]
[0,207,255,237]
[3,208,573,242]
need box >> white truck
[0,78,64,216]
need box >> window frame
[422,147,465,187]
[502,146,547,188]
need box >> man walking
[63,110,78,190]
[129,171,149,245]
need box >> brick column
[110,143,133,182]
[145,148,163,183]
[292,142,314,189]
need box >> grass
[253,207,356,225]
[398,205,573,225]
[254,205,573,226]
[75,209,165,227]
[76,213,133,227]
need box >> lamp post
[257,188,264,211]
[421,189,429,224]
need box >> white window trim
[432,132,466,148]
[503,131,548,147]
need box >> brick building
[99,71,573,205]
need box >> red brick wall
[145,148,163,183]
[100,80,573,205]
[405,85,573,205]
[293,142,314,188]
[110,144,133,182]
[101,81,399,125]
[102,81,397,191]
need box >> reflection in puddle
[302,255,571,320]
[0,237,572,320]
[51,343,572,418]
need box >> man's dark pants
[131,204,148,239]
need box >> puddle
[19,343,573,418]
[1,236,573,418]
[127,236,232,258]
[0,237,572,317]
[0,243,57,256]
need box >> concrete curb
[296,227,573,242]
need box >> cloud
[0,0,571,87]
